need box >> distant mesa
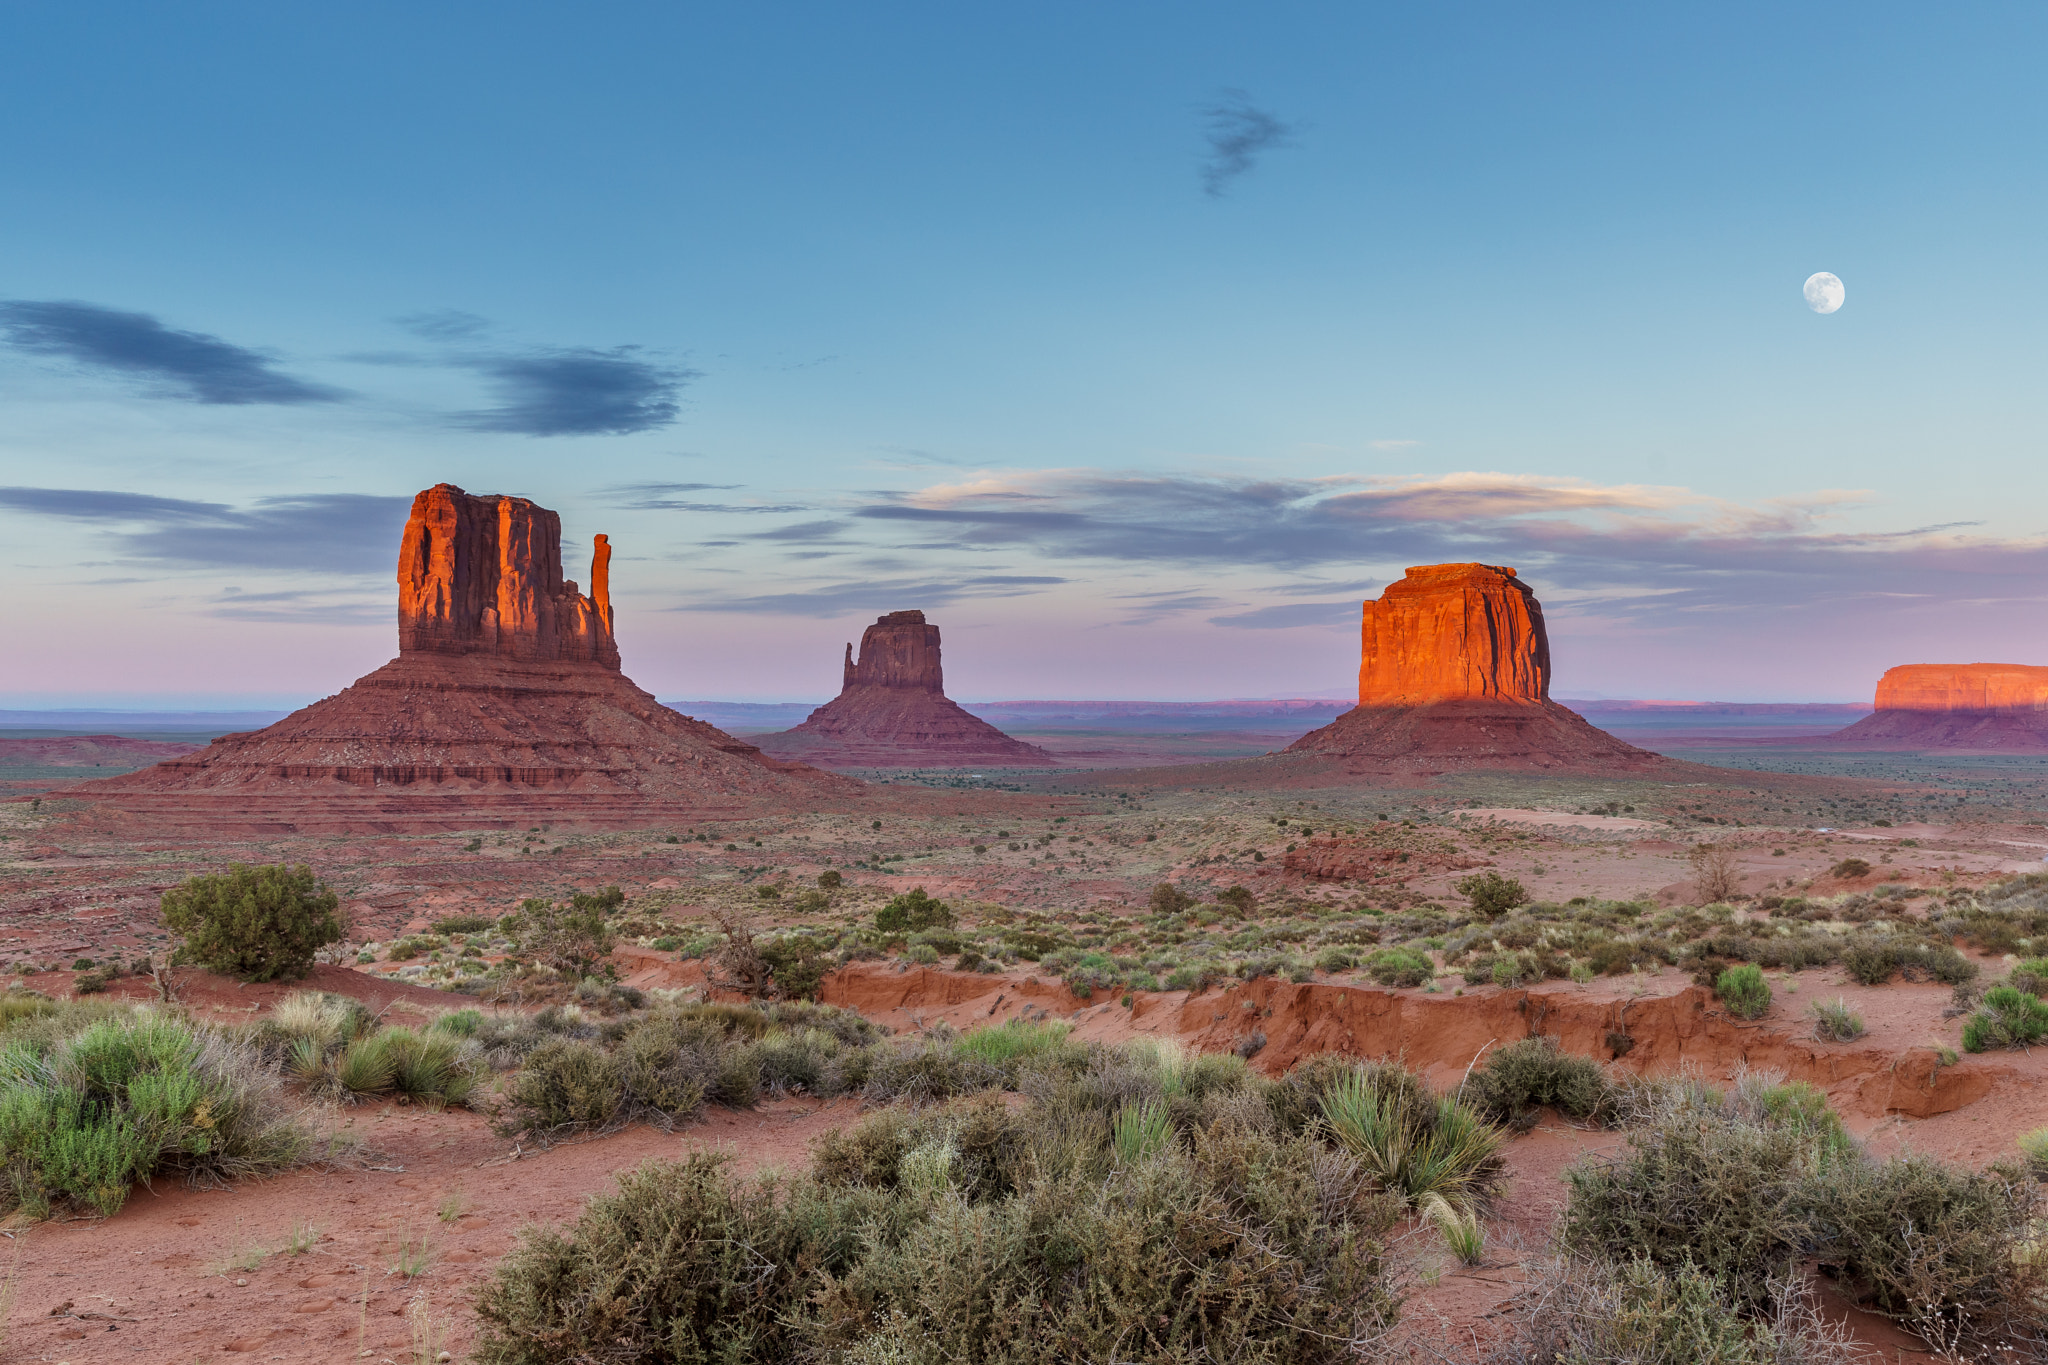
[1824,663,2048,751]
[1285,563,1664,773]
[753,610,1054,769]
[61,483,857,830]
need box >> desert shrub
[1841,937,1977,987]
[1715,964,1771,1019]
[160,863,344,983]
[1809,996,1865,1042]
[1457,871,1529,920]
[861,1037,1003,1105]
[1485,1254,1862,1365]
[513,893,617,978]
[501,1037,626,1137]
[953,1019,1074,1075]
[1961,985,2048,1052]
[1561,1087,1826,1310]
[1807,1154,2045,1354]
[1464,1035,1613,1127]
[0,1010,309,1220]
[331,1025,481,1108]
[1148,882,1195,914]
[1217,884,1256,915]
[473,1104,1399,1365]
[431,913,494,935]
[1314,946,1358,972]
[2008,956,2048,997]
[817,869,843,889]
[1362,946,1434,988]
[1319,1065,1505,1210]
[758,934,833,1000]
[1830,858,1872,880]
[2018,1128,2048,1178]
[875,887,954,933]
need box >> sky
[2,2,2045,707]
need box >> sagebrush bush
[1363,946,1433,988]
[473,1098,1400,1365]
[1457,871,1529,920]
[0,1008,309,1219]
[160,863,344,983]
[1841,937,1977,987]
[1483,1255,1862,1365]
[1463,1035,1613,1127]
[875,887,954,933]
[1715,964,1771,1019]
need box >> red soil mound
[1826,662,2048,750]
[754,610,1053,768]
[55,484,860,831]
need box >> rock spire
[754,610,1053,769]
[397,483,619,668]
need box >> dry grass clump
[0,1003,310,1219]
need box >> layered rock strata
[1285,564,1663,773]
[64,485,858,830]
[1825,663,2048,750]
[754,611,1054,768]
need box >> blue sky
[2,2,2044,705]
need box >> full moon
[1803,271,1845,314]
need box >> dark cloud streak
[0,300,344,404]
[2,486,410,574]
[1200,91,1298,197]
[455,348,692,436]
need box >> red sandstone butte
[753,610,1054,769]
[1285,563,1662,773]
[1825,663,2048,750]
[60,484,859,831]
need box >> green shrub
[502,1038,625,1137]
[332,1026,481,1108]
[160,863,344,983]
[758,935,832,1000]
[1148,882,1195,914]
[2018,1128,2048,1178]
[1715,964,1771,1020]
[875,887,954,933]
[513,894,616,977]
[1457,871,1529,920]
[1842,937,1977,987]
[431,914,494,935]
[817,870,843,889]
[1830,858,1872,879]
[2009,957,2048,997]
[1362,946,1434,988]
[0,1010,309,1220]
[1961,985,2048,1052]
[1464,1035,1613,1127]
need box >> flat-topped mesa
[1359,563,1549,706]
[1822,662,2048,751]
[754,610,1054,768]
[842,610,944,692]
[1285,563,1662,773]
[398,483,619,668]
[1874,663,2048,713]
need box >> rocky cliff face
[398,483,619,668]
[1358,563,1549,705]
[1286,564,1662,773]
[756,610,1053,769]
[842,610,945,691]
[1872,664,2048,713]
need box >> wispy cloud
[848,467,2048,626]
[0,300,345,405]
[1210,601,1360,629]
[0,486,410,574]
[455,348,692,436]
[678,574,1066,617]
[206,586,389,624]
[1200,90,1298,197]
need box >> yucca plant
[1319,1068,1505,1212]
[1420,1192,1485,1266]
[1112,1099,1172,1165]
[335,1033,399,1098]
